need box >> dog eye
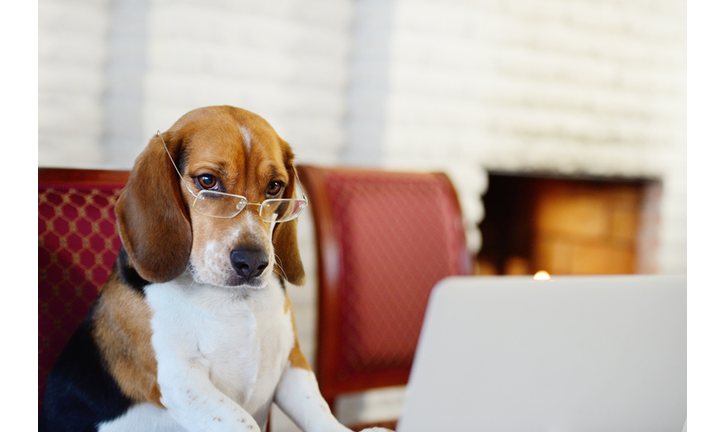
[198,174,217,189]
[267,180,284,196]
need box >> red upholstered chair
[38,168,129,413]
[296,166,472,429]
[38,168,277,432]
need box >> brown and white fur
[39,106,391,432]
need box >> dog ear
[115,132,192,283]
[273,144,306,286]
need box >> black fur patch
[39,303,133,432]
[116,245,150,293]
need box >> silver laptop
[397,275,686,432]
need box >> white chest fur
[144,273,295,427]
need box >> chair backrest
[38,168,129,413]
[296,165,472,413]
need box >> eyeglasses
[157,131,308,222]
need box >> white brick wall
[38,0,110,168]
[345,0,686,273]
[142,0,354,167]
[104,0,150,167]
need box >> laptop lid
[397,275,686,432]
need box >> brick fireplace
[477,172,662,276]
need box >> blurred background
[38,0,687,429]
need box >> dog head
[115,106,305,289]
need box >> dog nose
[230,248,269,281]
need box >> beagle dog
[40,106,391,432]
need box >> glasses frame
[157,131,308,221]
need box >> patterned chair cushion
[38,170,127,412]
[297,165,472,417]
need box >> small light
[534,270,551,281]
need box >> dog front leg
[157,359,261,432]
[274,362,393,432]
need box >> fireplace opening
[476,172,662,276]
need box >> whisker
[273,253,289,281]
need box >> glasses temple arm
[291,166,309,205]
[157,131,198,198]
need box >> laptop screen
[398,275,686,432]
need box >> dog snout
[230,248,269,282]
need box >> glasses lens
[260,199,306,222]
[194,191,245,218]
